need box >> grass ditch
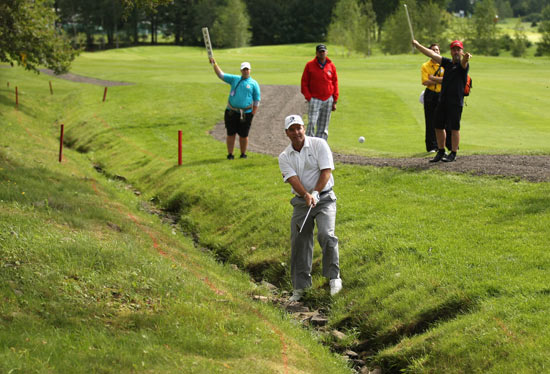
[0,72,352,374]
[3,46,550,373]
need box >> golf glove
[311,191,320,205]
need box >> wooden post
[103,87,108,102]
[178,130,182,166]
[59,124,64,162]
[15,86,18,109]
[49,81,53,95]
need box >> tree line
[2,0,550,74]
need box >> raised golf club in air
[404,4,415,53]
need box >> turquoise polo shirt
[223,73,261,113]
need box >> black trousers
[423,96,439,152]
[424,90,452,151]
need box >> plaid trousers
[306,97,333,140]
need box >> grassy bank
[2,44,550,373]
[0,67,350,373]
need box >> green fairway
[2,45,550,373]
[497,17,542,43]
[66,44,550,157]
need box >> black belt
[320,188,333,197]
[296,188,332,198]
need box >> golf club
[299,204,313,233]
[202,27,214,63]
[403,4,415,53]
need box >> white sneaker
[289,289,305,302]
[329,279,342,296]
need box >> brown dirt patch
[210,85,550,183]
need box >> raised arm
[412,40,442,64]
[461,52,472,70]
[209,57,225,80]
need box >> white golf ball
[358,136,365,143]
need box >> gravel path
[210,85,550,183]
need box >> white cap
[284,115,304,130]
[240,62,251,70]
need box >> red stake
[15,86,18,108]
[103,87,108,102]
[59,124,64,162]
[49,81,53,95]
[178,130,183,166]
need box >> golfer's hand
[332,102,337,111]
[306,191,320,207]
[412,39,418,48]
[209,57,216,65]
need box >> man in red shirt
[301,44,339,140]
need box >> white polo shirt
[278,136,334,195]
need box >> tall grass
[0,65,350,373]
[2,44,550,373]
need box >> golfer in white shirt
[278,115,342,302]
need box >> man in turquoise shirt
[209,57,261,159]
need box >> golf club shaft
[202,27,214,62]
[299,204,313,233]
[403,4,415,53]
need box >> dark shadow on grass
[514,196,550,215]
[177,158,228,168]
[494,196,550,224]
[0,98,34,117]
[345,294,477,358]
[0,93,16,108]
[246,259,288,287]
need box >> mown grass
[0,70,350,373]
[497,17,542,43]
[2,44,550,373]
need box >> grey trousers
[306,97,333,140]
[289,191,340,290]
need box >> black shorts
[224,109,253,137]
[434,102,463,131]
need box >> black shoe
[227,153,234,160]
[239,153,247,159]
[442,152,456,162]
[429,151,446,163]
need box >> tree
[211,0,251,48]
[372,0,400,41]
[470,0,500,55]
[511,19,528,56]
[0,0,78,74]
[495,0,514,18]
[536,5,550,55]
[418,1,452,44]
[380,0,450,54]
[245,0,336,45]
[328,0,376,55]
[447,0,475,14]
[190,0,225,46]
[166,0,195,45]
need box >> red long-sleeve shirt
[301,57,339,102]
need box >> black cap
[316,44,327,52]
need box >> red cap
[450,40,463,49]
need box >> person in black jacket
[413,39,471,162]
